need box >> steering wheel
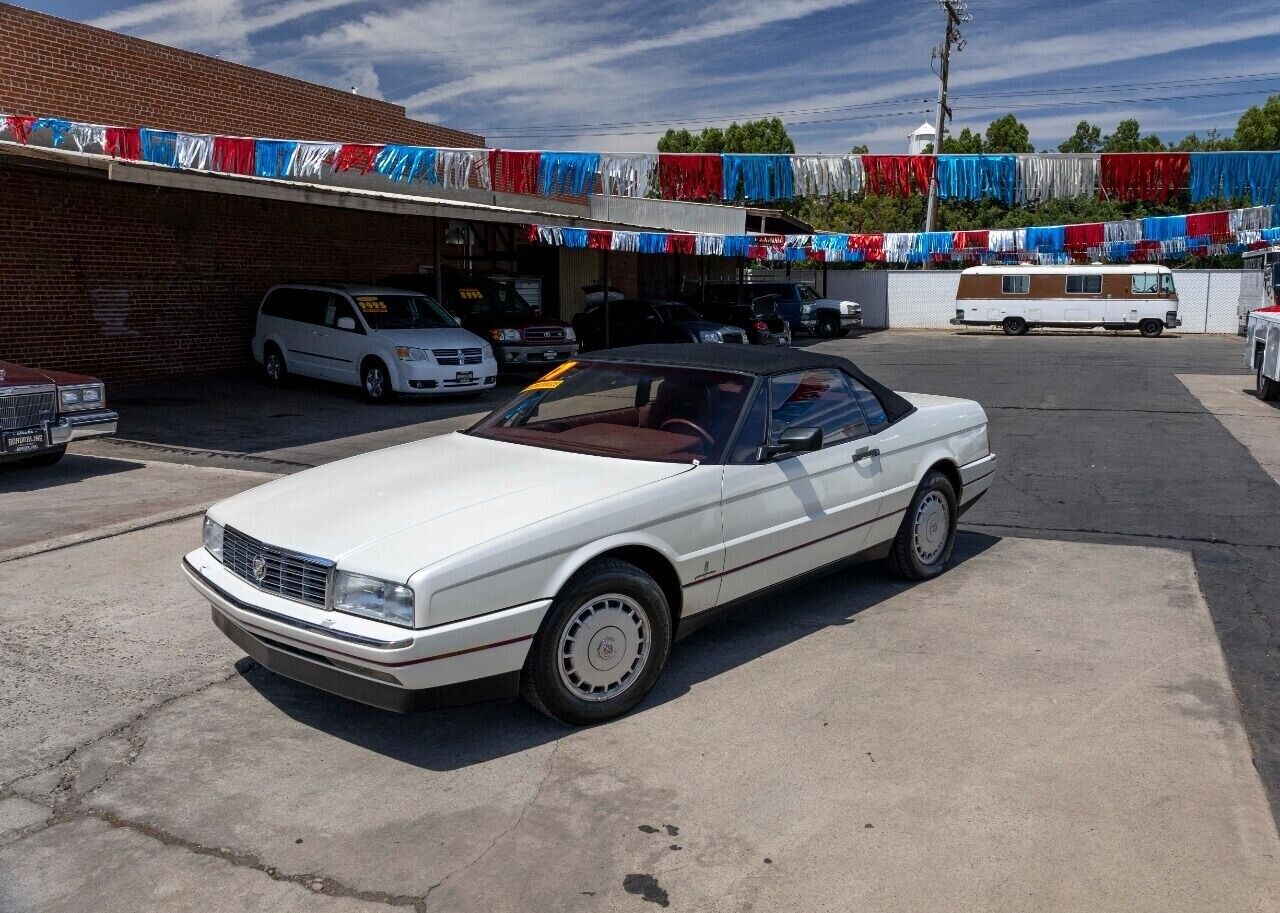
[659,418,715,449]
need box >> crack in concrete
[962,521,1280,551]
[422,739,565,909]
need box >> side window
[1001,275,1030,294]
[768,369,869,448]
[260,289,291,319]
[1131,274,1159,294]
[847,376,889,431]
[728,385,768,463]
[325,297,363,332]
[295,290,331,326]
[1160,273,1175,293]
[1066,274,1102,294]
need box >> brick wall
[0,166,445,383]
[0,3,483,147]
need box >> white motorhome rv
[951,265,1181,337]
[1245,305,1280,400]
[1236,247,1280,335]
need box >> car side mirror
[336,316,357,331]
[762,426,822,460]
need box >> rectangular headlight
[57,383,106,411]
[332,571,415,627]
[203,517,224,562]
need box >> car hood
[0,360,98,387]
[207,432,693,582]
[816,298,862,313]
[370,327,489,349]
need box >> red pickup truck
[0,361,118,466]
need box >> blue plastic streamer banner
[538,152,601,196]
[1190,153,1280,204]
[139,129,178,167]
[560,228,588,248]
[722,235,753,257]
[374,145,440,184]
[936,155,1017,205]
[33,117,74,147]
[811,233,848,254]
[1142,215,1186,241]
[1025,225,1064,252]
[722,155,795,201]
[636,232,668,254]
[254,140,298,178]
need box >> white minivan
[253,284,499,402]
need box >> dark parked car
[685,294,791,346]
[572,299,747,350]
[698,281,862,338]
[0,361,117,466]
[380,274,578,370]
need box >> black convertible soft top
[583,344,915,423]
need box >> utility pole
[923,0,971,251]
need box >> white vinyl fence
[748,269,1241,333]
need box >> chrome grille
[523,327,566,342]
[0,388,56,431]
[432,348,484,365]
[222,526,332,608]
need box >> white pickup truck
[1245,305,1280,400]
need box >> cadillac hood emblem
[0,369,6,382]
[252,556,268,582]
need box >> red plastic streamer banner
[103,126,142,160]
[848,233,885,261]
[952,230,989,250]
[1063,222,1104,249]
[332,143,382,174]
[1100,153,1189,203]
[665,233,696,255]
[861,155,935,197]
[1186,210,1230,240]
[4,115,37,144]
[490,150,541,194]
[586,229,613,250]
[657,154,723,201]
[212,136,256,174]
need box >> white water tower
[909,121,937,154]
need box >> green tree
[940,127,984,153]
[983,114,1034,153]
[658,117,794,154]
[849,143,869,154]
[1101,118,1164,152]
[1058,120,1102,153]
[1233,96,1280,149]
[1173,128,1237,152]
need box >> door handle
[852,447,880,462]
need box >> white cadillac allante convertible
[184,345,996,723]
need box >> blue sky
[29,0,1280,152]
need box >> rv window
[1131,274,1159,294]
[1160,273,1175,293]
[1001,275,1030,294]
[1066,274,1102,294]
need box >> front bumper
[49,409,119,444]
[183,552,547,711]
[395,358,499,394]
[496,343,579,368]
[840,313,863,326]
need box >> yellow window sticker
[355,296,388,313]
[459,288,484,300]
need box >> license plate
[455,371,474,382]
[2,427,46,453]
[544,350,559,360]
[776,336,790,346]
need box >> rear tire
[263,344,288,385]
[886,470,958,581]
[361,358,394,404]
[1259,366,1280,401]
[1002,317,1028,336]
[521,557,672,725]
[1139,319,1163,338]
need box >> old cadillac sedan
[183,346,996,724]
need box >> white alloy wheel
[557,593,651,702]
[912,491,951,565]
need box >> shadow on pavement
[238,530,1001,771]
[0,453,142,492]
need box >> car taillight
[754,320,769,331]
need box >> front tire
[361,358,394,404]
[1259,366,1280,401]
[886,470,958,581]
[815,314,838,338]
[1002,317,1028,336]
[521,557,672,725]
[1139,319,1163,338]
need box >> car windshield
[656,304,705,323]
[451,282,534,316]
[469,361,753,463]
[354,294,457,329]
